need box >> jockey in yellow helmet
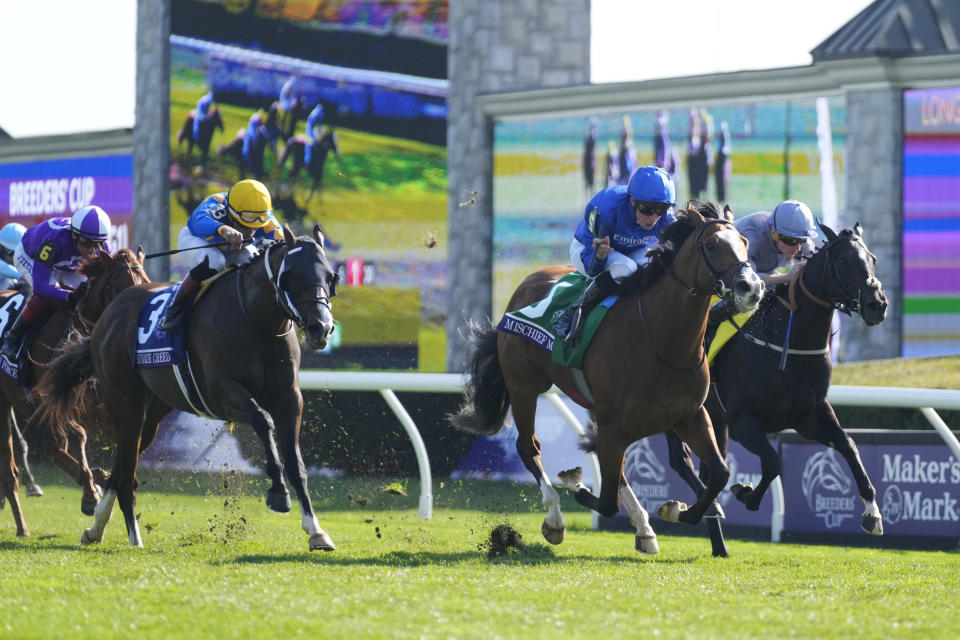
[160,179,281,330]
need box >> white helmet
[770,200,817,239]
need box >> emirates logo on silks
[801,449,857,529]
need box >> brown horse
[0,248,149,536]
[177,106,225,162]
[450,202,764,554]
[36,225,338,550]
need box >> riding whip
[143,240,252,260]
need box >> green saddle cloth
[497,272,615,370]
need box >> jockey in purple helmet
[552,166,677,346]
[2,205,112,360]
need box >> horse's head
[679,201,764,314]
[815,221,887,326]
[75,247,150,325]
[272,223,338,350]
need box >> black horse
[35,226,339,550]
[177,106,224,162]
[667,221,888,557]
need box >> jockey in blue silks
[0,222,26,290]
[552,165,677,346]
[192,91,214,141]
[304,102,325,166]
[160,179,282,331]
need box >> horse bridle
[662,218,749,297]
[238,241,335,336]
[73,260,148,330]
[804,234,878,317]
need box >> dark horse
[36,225,338,550]
[450,202,764,554]
[667,221,888,557]
[278,129,340,195]
[0,248,149,537]
[177,106,224,162]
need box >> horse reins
[236,243,295,338]
[643,218,744,373]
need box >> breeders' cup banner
[0,154,133,249]
[783,436,960,538]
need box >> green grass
[833,355,960,389]
[2,468,957,639]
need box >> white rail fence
[298,372,960,529]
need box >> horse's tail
[578,420,599,453]
[31,334,95,445]
[447,321,510,435]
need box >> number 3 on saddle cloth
[134,282,215,417]
[496,272,617,402]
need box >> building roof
[812,0,960,62]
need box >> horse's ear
[282,223,297,248]
[313,224,325,247]
[683,201,706,225]
[817,218,838,242]
[136,244,146,263]
[854,221,863,237]
[722,205,734,222]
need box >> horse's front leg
[42,421,101,516]
[271,388,335,552]
[806,402,883,535]
[0,410,28,536]
[561,422,625,519]
[661,407,729,525]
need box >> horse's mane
[77,248,146,280]
[618,200,723,296]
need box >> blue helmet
[627,166,676,205]
[770,200,817,239]
[0,222,26,253]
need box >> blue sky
[0,0,872,138]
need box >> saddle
[497,272,617,370]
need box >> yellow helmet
[226,179,273,228]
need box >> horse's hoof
[635,534,659,554]
[80,529,101,545]
[657,500,688,523]
[17,527,29,538]
[266,490,292,513]
[862,514,884,536]
[25,484,43,497]
[309,532,336,551]
[557,467,582,490]
[541,521,565,545]
[730,483,753,503]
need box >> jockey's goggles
[228,204,272,226]
[633,201,671,218]
[774,232,805,247]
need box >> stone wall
[134,0,172,280]
[841,89,903,360]
[446,0,591,370]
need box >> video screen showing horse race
[169,0,449,371]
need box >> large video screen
[903,87,960,357]
[492,97,846,318]
[0,154,133,249]
[169,0,448,370]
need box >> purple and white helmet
[71,205,111,242]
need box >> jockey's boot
[1,315,29,361]
[705,297,736,346]
[160,275,201,332]
[553,271,618,348]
